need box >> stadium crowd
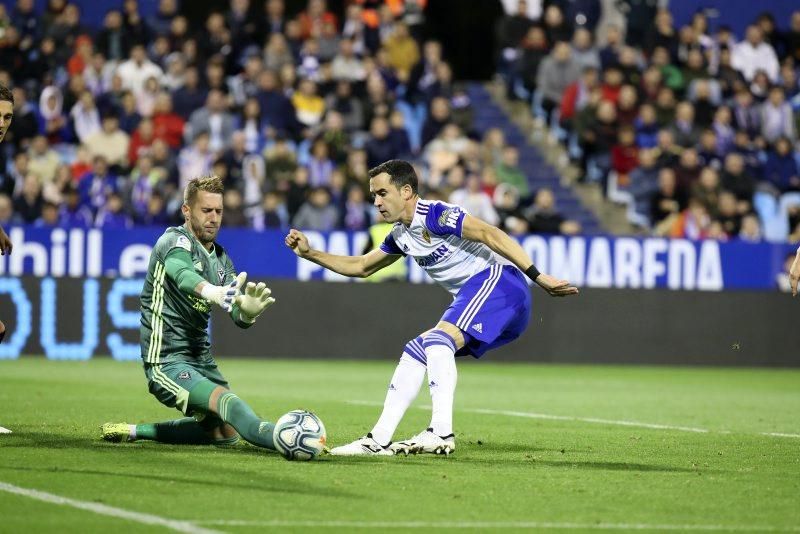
[1,0,799,242]
[499,0,800,242]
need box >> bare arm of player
[790,247,800,297]
[460,215,579,297]
[285,228,401,278]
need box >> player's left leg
[396,265,532,455]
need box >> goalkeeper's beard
[186,219,219,246]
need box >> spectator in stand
[732,25,779,82]
[306,137,335,188]
[739,213,762,242]
[186,89,235,154]
[674,148,702,194]
[525,187,581,235]
[634,103,659,149]
[365,116,397,169]
[292,78,325,130]
[128,118,155,166]
[34,201,61,227]
[697,129,722,171]
[711,106,735,156]
[691,167,722,217]
[628,148,660,225]
[716,190,741,237]
[611,125,639,186]
[421,95,450,147]
[495,145,530,201]
[116,43,163,97]
[178,131,213,190]
[721,152,756,209]
[330,38,366,84]
[59,186,93,226]
[761,85,796,143]
[95,191,132,229]
[14,172,43,224]
[449,173,499,226]
[670,101,701,148]
[70,90,101,144]
[650,167,686,227]
[171,66,207,120]
[560,66,599,130]
[78,156,118,214]
[151,92,184,149]
[84,113,130,169]
[516,25,549,98]
[537,41,580,124]
[383,22,419,81]
[571,28,600,72]
[340,184,371,231]
[27,135,60,187]
[292,185,338,231]
[763,136,800,193]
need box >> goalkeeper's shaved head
[184,175,224,206]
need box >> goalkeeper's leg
[102,417,238,445]
[192,381,277,451]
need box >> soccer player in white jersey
[285,160,578,455]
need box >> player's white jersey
[379,199,506,295]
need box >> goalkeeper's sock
[215,392,276,451]
[135,418,215,445]
[424,330,458,437]
[370,349,427,446]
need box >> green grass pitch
[1,358,799,532]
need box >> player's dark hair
[0,85,14,106]
[368,159,418,195]
[184,175,224,206]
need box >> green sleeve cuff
[231,303,255,329]
[164,248,206,295]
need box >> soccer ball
[273,410,326,461]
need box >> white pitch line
[0,481,223,534]
[199,519,800,531]
[346,400,800,438]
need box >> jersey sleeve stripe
[146,262,167,364]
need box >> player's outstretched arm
[164,248,240,311]
[790,247,800,297]
[285,228,400,278]
[461,215,579,297]
[232,272,276,323]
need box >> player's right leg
[102,361,239,446]
[329,340,428,456]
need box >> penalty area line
[346,400,800,438]
[0,481,224,534]
[197,519,800,531]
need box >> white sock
[425,338,457,437]
[370,354,426,445]
[128,424,137,440]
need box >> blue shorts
[441,264,532,358]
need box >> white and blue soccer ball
[273,410,327,461]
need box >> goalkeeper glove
[200,278,240,312]
[234,272,276,323]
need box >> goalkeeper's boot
[329,434,394,456]
[391,428,455,456]
[101,423,135,443]
[0,426,11,434]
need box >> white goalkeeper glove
[233,272,276,323]
[200,278,240,312]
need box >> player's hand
[790,253,800,297]
[234,272,276,322]
[285,229,310,257]
[535,273,579,297]
[201,277,240,312]
[0,227,12,255]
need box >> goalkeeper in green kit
[102,176,278,450]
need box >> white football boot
[329,434,394,456]
[391,428,455,455]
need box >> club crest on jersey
[438,207,461,229]
[217,268,225,284]
[422,229,431,243]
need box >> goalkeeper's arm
[230,274,275,328]
[164,248,239,311]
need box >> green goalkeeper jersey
[140,225,239,364]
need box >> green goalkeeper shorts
[144,360,230,416]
